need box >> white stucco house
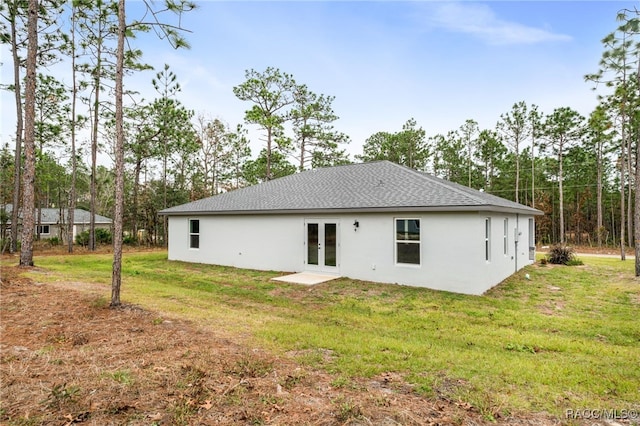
[2,204,112,242]
[160,161,542,295]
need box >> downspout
[514,213,519,273]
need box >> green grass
[102,369,134,386]
[30,252,640,418]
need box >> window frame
[503,218,509,256]
[189,219,200,249]
[528,218,535,260]
[395,218,421,266]
[485,217,491,262]
[37,224,50,235]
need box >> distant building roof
[160,161,542,216]
[2,204,112,224]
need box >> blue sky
[1,1,637,161]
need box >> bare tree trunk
[57,203,64,241]
[89,48,101,252]
[558,147,565,244]
[634,61,640,276]
[162,149,167,247]
[10,2,23,254]
[111,0,125,307]
[515,146,520,204]
[620,66,628,260]
[19,0,39,267]
[531,134,535,209]
[597,138,603,247]
[467,138,472,187]
[235,157,241,188]
[36,202,41,240]
[67,5,77,253]
[36,112,45,243]
[611,194,617,245]
[627,136,633,250]
[211,150,220,195]
[620,150,627,261]
[635,130,640,275]
[132,157,141,241]
[266,127,272,180]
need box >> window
[396,218,420,265]
[189,219,200,249]
[307,223,318,265]
[324,223,337,267]
[503,218,509,255]
[485,217,491,262]
[37,225,50,235]
[528,218,535,260]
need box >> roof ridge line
[385,161,487,205]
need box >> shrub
[75,231,89,247]
[546,244,579,265]
[95,228,112,244]
[46,236,61,246]
[123,234,137,246]
[75,228,112,246]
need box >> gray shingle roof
[3,204,112,224]
[160,161,542,216]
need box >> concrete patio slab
[272,272,341,285]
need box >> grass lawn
[30,252,640,420]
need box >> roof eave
[160,205,543,216]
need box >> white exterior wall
[167,211,536,295]
[339,212,535,295]
[168,215,304,272]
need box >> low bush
[546,244,580,265]
[75,231,89,247]
[46,236,61,246]
[75,228,112,246]
[95,228,112,244]
[123,234,137,246]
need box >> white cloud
[424,2,572,45]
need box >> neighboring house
[2,204,112,242]
[160,161,543,295]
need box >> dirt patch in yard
[0,260,618,425]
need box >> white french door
[304,219,339,273]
